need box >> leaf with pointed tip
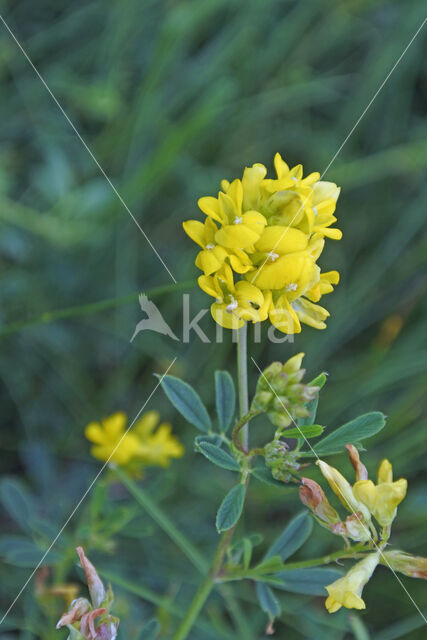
[265,512,313,561]
[195,442,240,471]
[304,412,386,457]
[157,374,211,432]
[215,370,236,432]
[216,484,245,532]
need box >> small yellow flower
[325,551,380,613]
[184,152,342,334]
[198,264,264,329]
[85,411,184,469]
[353,459,407,527]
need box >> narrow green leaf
[282,424,324,439]
[274,567,343,595]
[307,412,386,457]
[256,582,281,619]
[215,370,236,432]
[265,512,313,561]
[157,374,211,432]
[216,484,245,532]
[195,442,240,471]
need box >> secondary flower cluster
[183,153,341,333]
[85,410,184,471]
[299,447,427,613]
[57,547,119,639]
[252,352,318,429]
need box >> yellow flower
[325,551,380,613]
[85,411,184,469]
[198,264,264,329]
[184,152,342,333]
[353,459,407,527]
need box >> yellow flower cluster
[85,411,184,469]
[300,447,408,614]
[183,153,342,333]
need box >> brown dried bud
[56,598,91,629]
[299,478,341,525]
[346,444,368,481]
[77,547,106,608]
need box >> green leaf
[0,536,61,567]
[137,619,160,640]
[282,424,324,439]
[195,442,240,471]
[157,374,211,432]
[307,412,386,457]
[0,478,36,531]
[216,484,245,532]
[194,434,223,447]
[215,370,236,432]
[265,512,313,561]
[274,567,343,595]
[256,582,281,619]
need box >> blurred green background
[0,0,426,638]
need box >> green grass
[0,0,426,638]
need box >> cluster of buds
[56,547,119,640]
[251,353,319,430]
[264,440,307,483]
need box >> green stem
[173,575,215,640]
[0,279,196,338]
[174,325,252,640]
[114,467,207,574]
[219,543,369,582]
[237,323,249,452]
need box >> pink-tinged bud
[381,550,427,579]
[77,547,106,608]
[331,513,371,543]
[346,445,368,481]
[56,597,91,629]
[80,608,107,639]
[299,478,341,525]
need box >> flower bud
[76,547,106,609]
[57,548,119,639]
[346,444,368,481]
[56,598,91,629]
[252,354,320,432]
[381,550,427,579]
[264,440,303,483]
[316,460,371,524]
[299,478,341,526]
